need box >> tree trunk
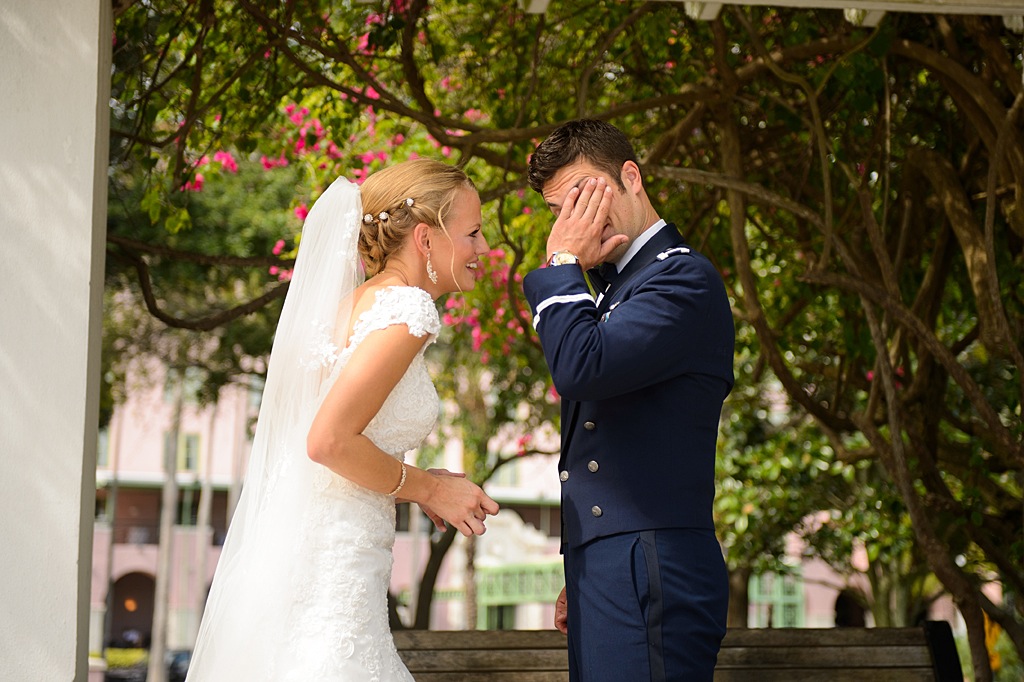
[412,527,458,630]
[192,403,217,640]
[148,373,182,682]
[464,534,477,630]
[727,566,751,627]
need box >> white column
[0,2,111,680]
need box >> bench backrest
[393,621,963,681]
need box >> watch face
[551,252,579,266]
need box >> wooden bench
[394,621,964,681]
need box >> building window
[97,427,109,468]
[179,487,198,526]
[486,605,516,630]
[748,569,805,628]
[164,432,200,472]
[95,489,109,521]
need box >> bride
[185,159,500,681]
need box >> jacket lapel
[598,224,685,313]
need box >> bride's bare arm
[307,324,498,536]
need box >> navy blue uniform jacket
[523,224,734,549]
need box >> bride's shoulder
[352,284,439,338]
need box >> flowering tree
[109,1,1024,673]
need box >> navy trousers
[564,528,728,682]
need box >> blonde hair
[358,158,475,276]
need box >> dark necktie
[587,262,618,293]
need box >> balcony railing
[476,561,564,607]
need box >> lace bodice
[338,285,441,456]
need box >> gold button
[583,421,596,430]
[559,470,569,482]
[588,460,599,473]
[591,506,603,517]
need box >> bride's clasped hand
[408,467,498,536]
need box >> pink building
[90,362,564,654]
[91,362,968,662]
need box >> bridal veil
[186,177,365,680]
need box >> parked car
[167,649,191,682]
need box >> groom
[522,119,734,681]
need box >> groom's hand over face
[546,177,627,272]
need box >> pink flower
[213,151,238,173]
[294,204,308,221]
[516,434,533,456]
[181,173,204,192]
[272,239,286,255]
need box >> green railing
[475,561,564,628]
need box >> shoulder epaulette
[656,246,691,261]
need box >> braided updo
[359,158,475,277]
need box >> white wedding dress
[281,286,439,681]
[187,285,439,681]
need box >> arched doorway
[834,589,867,627]
[110,572,155,648]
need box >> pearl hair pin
[362,199,414,226]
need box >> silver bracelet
[387,462,407,497]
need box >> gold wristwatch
[548,251,580,267]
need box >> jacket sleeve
[523,254,733,402]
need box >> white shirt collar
[613,219,667,273]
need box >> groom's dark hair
[527,119,638,194]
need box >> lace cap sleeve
[355,286,441,344]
